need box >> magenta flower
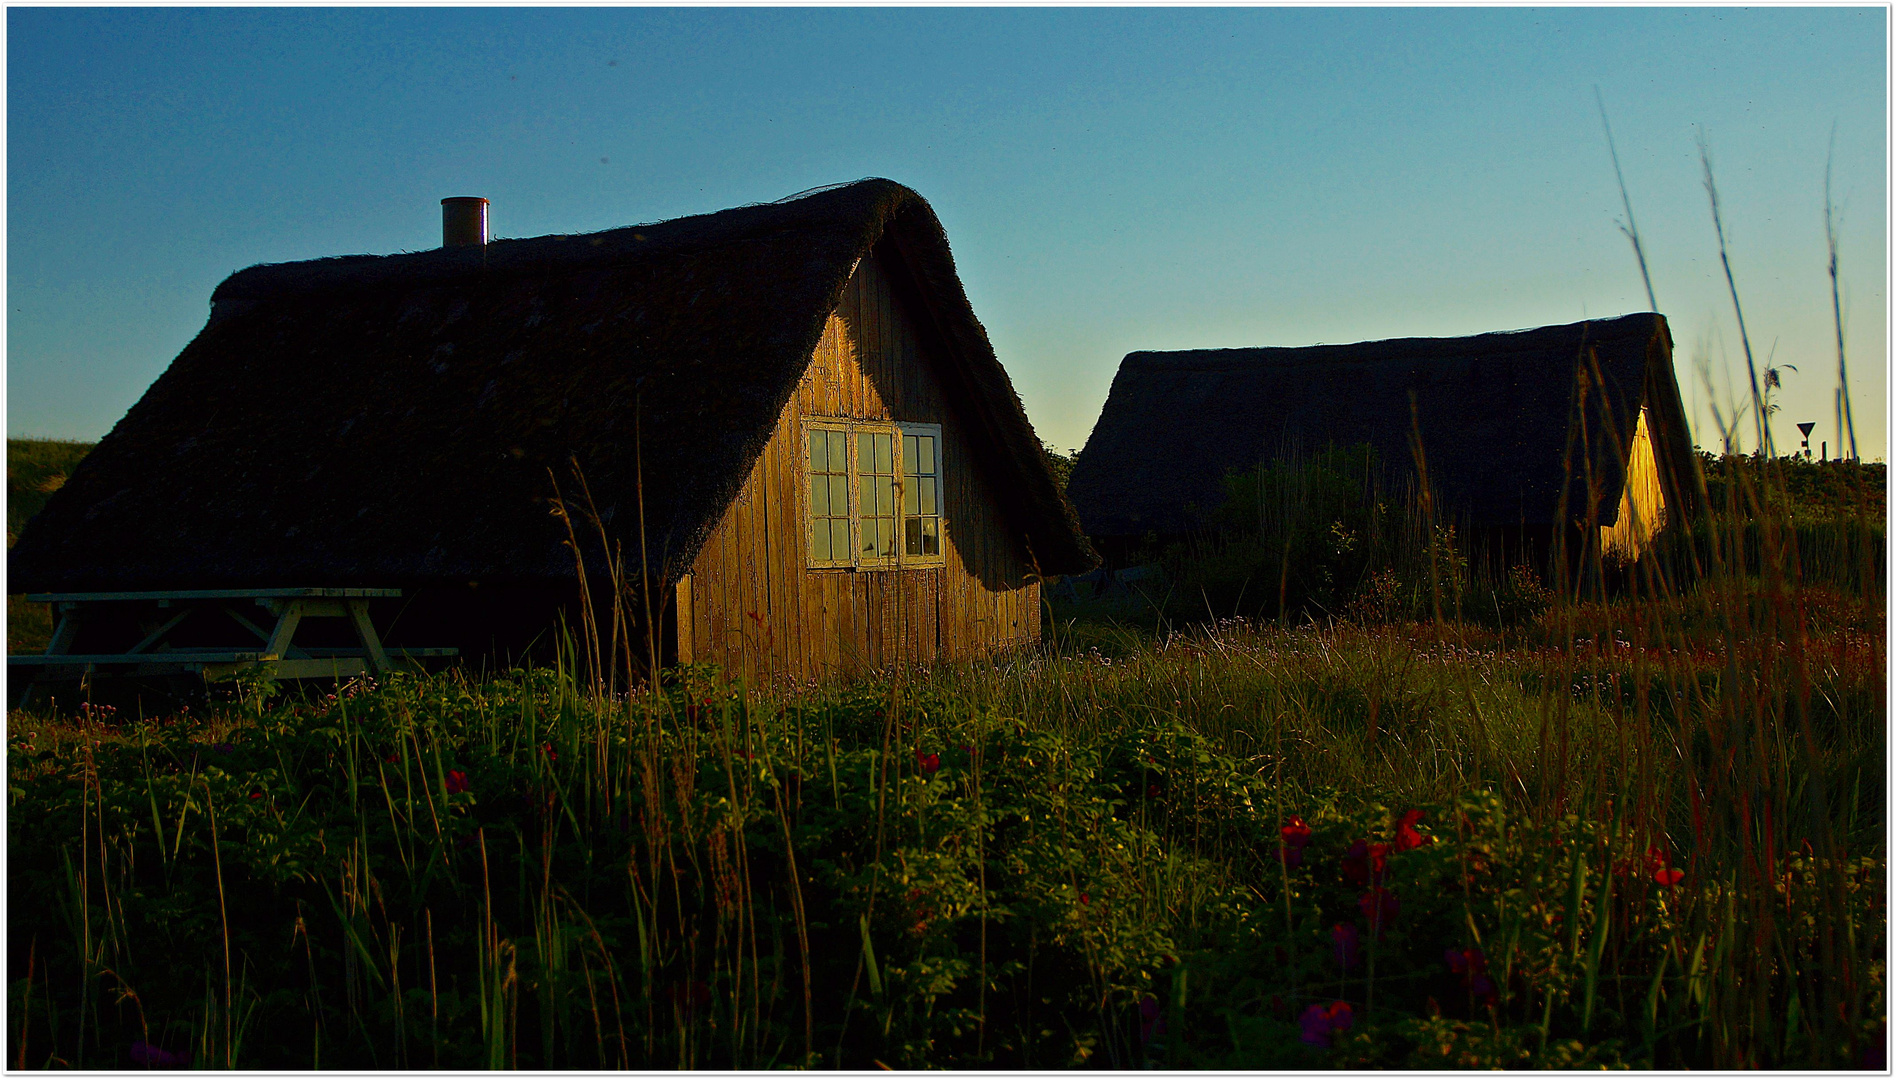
[1138,994,1166,1045]
[1446,946,1496,1006]
[1298,1000,1354,1047]
[128,1041,188,1068]
[1341,840,1388,887]
[1357,887,1399,935]
[1332,922,1361,970]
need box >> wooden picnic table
[9,588,456,685]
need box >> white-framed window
[804,419,946,570]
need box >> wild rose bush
[9,634,1884,1069]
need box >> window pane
[903,476,918,515]
[905,517,922,555]
[920,476,937,516]
[832,520,851,560]
[923,519,939,555]
[904,435,918,474]
[878,477,894,515]
[809,429,827,472]
[874,434,893,474]
[812,516,831,561]
[878,518,893,557]
[828,430,845,470]
[917,435,934,475]
[810,474,829,516]
[830,475,848,515]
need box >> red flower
[1277,844,1305,868]
[669,979,712,1016]
[1079,892,1090,906]
[1281,815,1314,848]
[1299,1000,1354,1047]
[540,742,557,762]
[1147,782,1163,798]
[247,789,264,801]
[916,750,941,773]
[1357,887,1399,935]
[1394,809,1432,851]
[1647,845,1684,886]
[445,770,471,795]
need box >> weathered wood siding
[684,249,1040,683]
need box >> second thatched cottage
[1067,314,1699,568]
[10,179,1095,684]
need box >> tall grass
[5,143,1883,1070]
[8,470,1882,1067]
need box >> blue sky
[8,6,1887,459]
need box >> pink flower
[445,770,471,795]
[1299,1000,1354,1047]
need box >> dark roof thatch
[1067,313,1697,539]
[12,178,1093,593]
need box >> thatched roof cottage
[11,179,1094,682]
[1067,313,1697,563]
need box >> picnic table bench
[9,588,456,687]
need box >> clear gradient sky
[8,6,1888,460]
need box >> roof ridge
[1123,313,1660,367]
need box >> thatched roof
[1067,313,1697,539]
[12,178,1093,593]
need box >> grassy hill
[9,438,94,546]
[9,438,97,651]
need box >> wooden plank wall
[686,248,1040,684]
